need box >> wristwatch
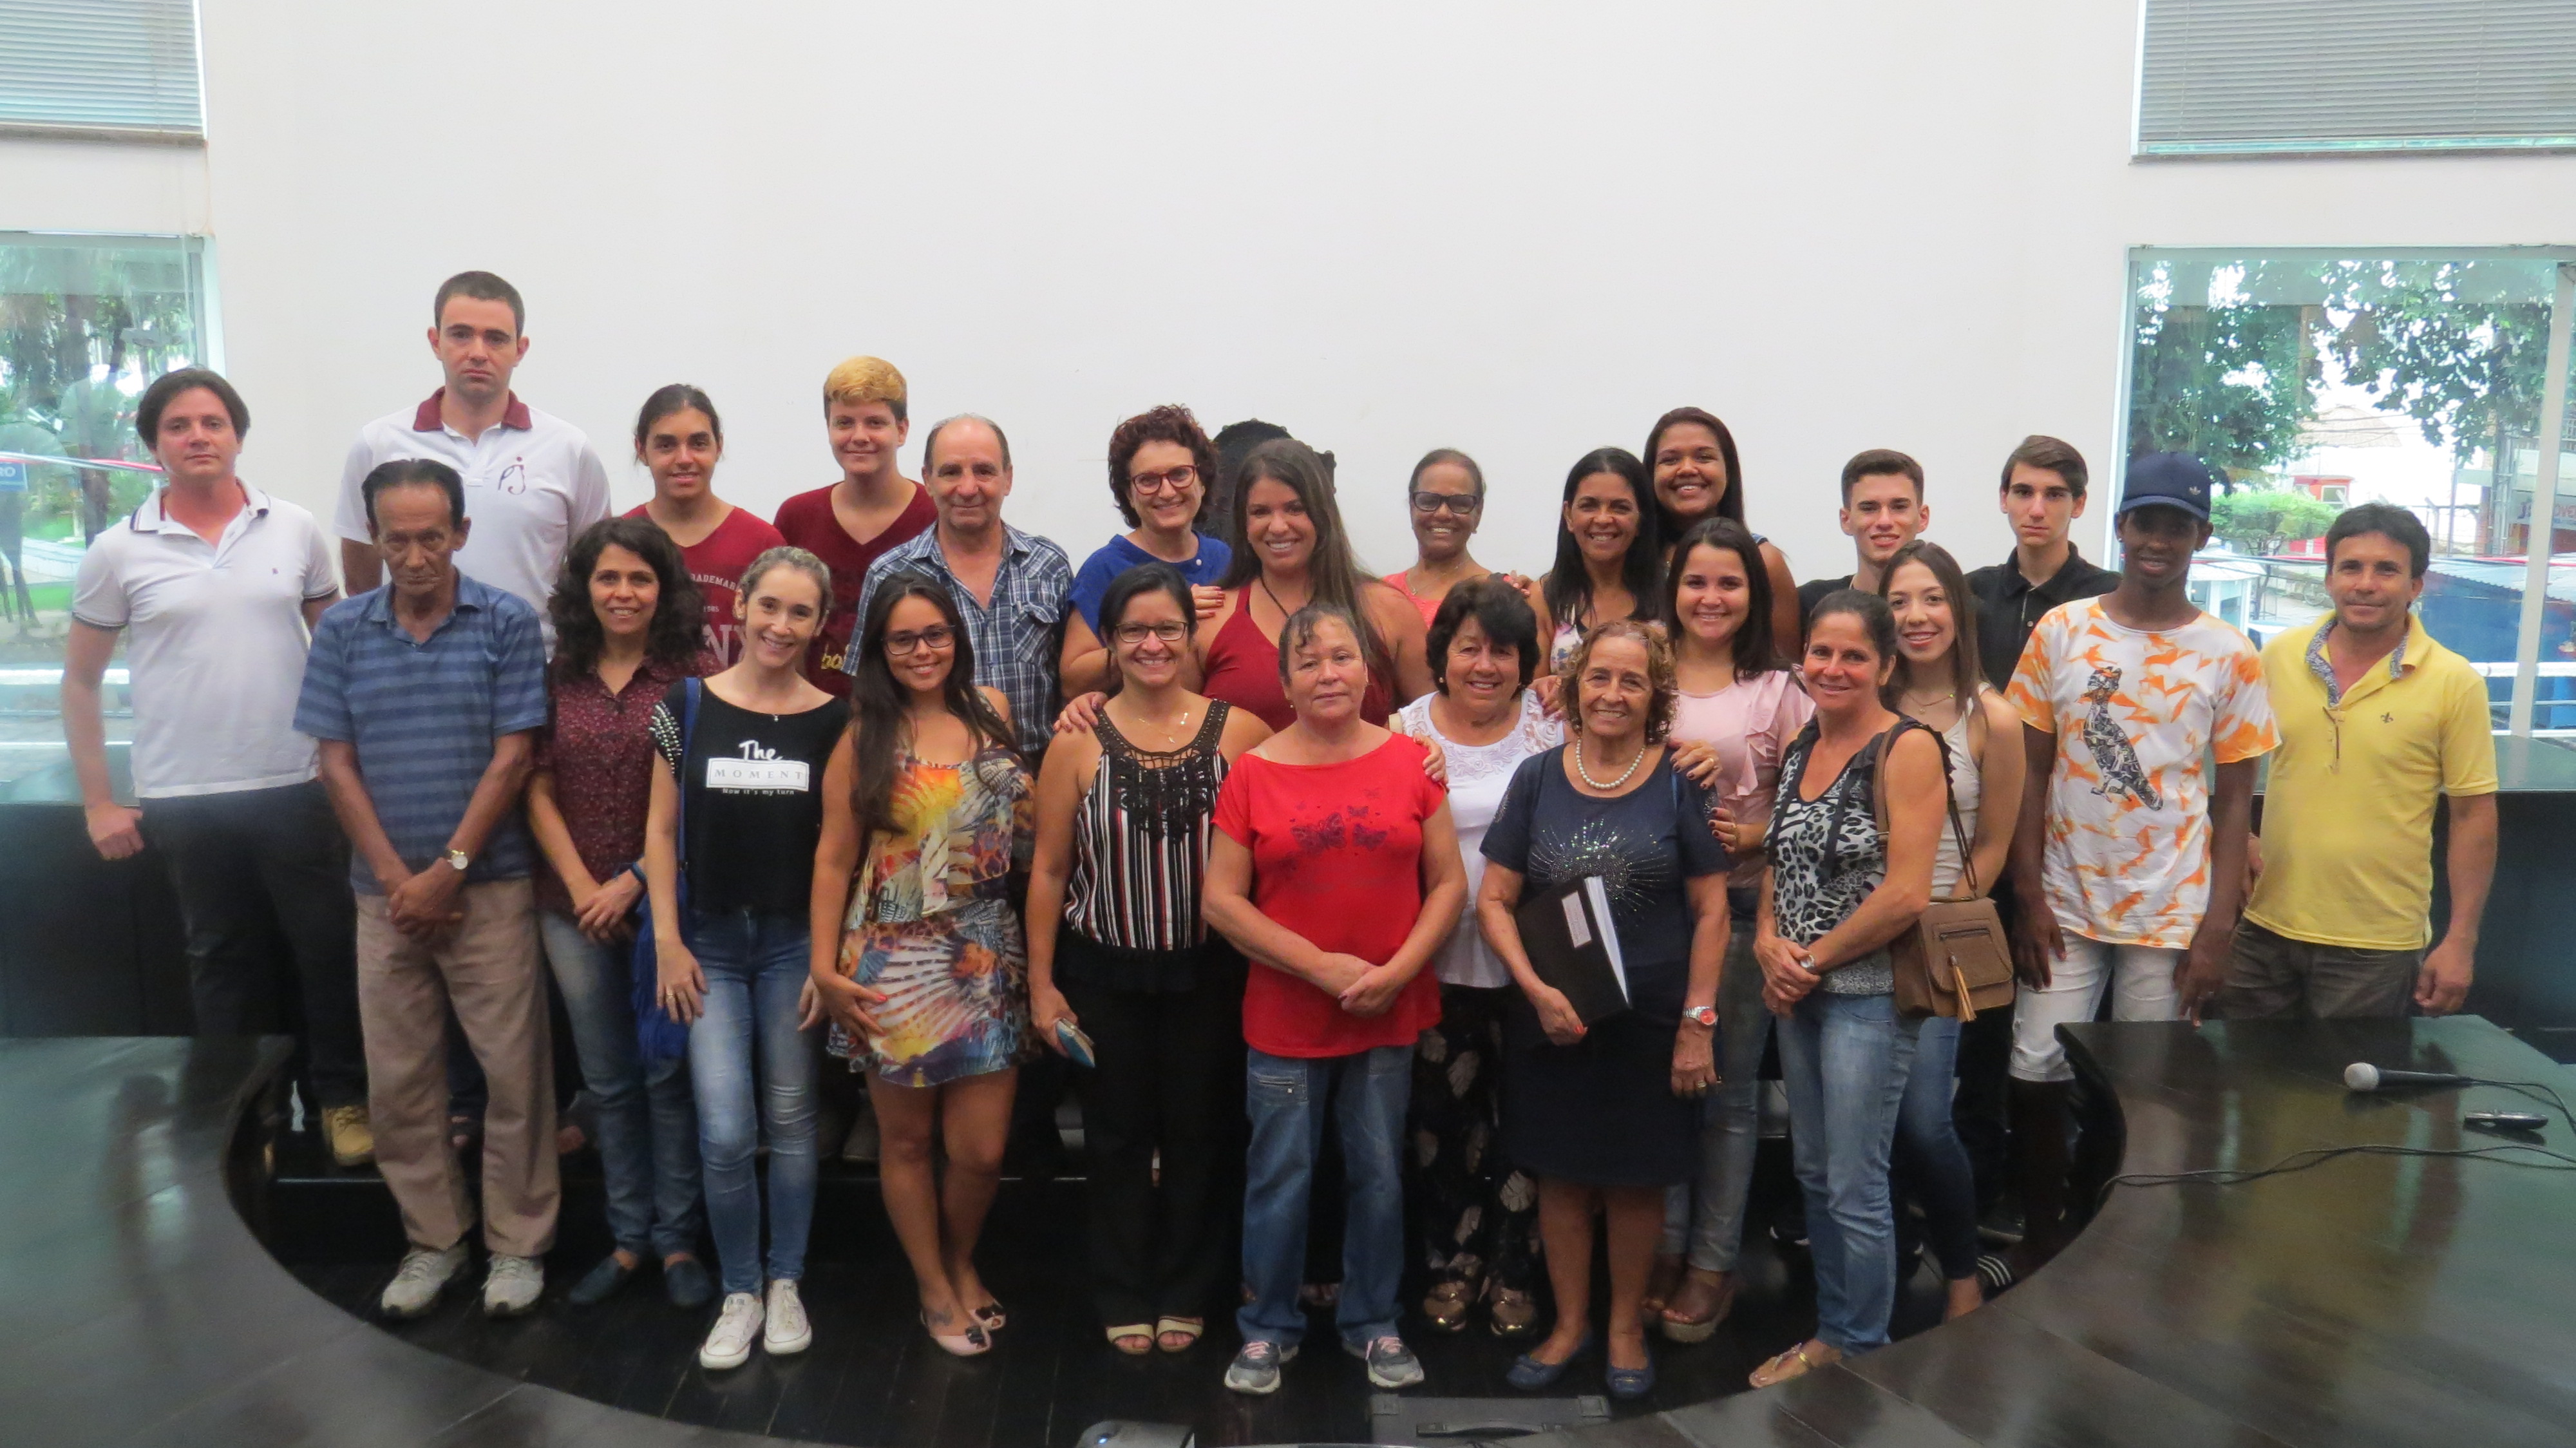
[1683,1005,1718,1028]
[444,848,471,873]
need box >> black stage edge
[5,1022,2573,1447]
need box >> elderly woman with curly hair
[1473,618,1732,1400]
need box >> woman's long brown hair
[845,571,1018,846]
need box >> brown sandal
[1658,1268,1736,1344]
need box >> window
[2123,247,2576,741]
[0,0,203,138]
[0,232,215,799]
[2137,0,2576,157]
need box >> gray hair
[922,413,1012,472]
[738,545,834,622]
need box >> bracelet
[626,862,646,886]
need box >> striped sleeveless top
[1063,701,1234,958]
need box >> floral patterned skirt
[830,897,1030,1087]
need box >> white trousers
[2008,934,2183,1083]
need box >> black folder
[1513,876,1629,1025]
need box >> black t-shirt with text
[650,681,851,917]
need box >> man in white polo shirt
[334,271,610,614]
[62,367,372,1167]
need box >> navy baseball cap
[2117,452,2216,521]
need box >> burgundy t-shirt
[772,482,936,696]
[533,654,705,914]
[626,504,786,670]
[1211,735,1446,1058]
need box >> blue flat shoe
[567,1253,634,1308]
[1605,1349,1656,1400]
[1506,1331,1592,1391]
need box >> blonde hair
[822,356,908,423]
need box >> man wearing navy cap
[1995,452,2278,1272]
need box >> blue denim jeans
[1776,989,1920,1355]
[1894,1015,1978,1281]
[1663,918,1768,1270]
[1238,1044,1410,1349]
[540,911,703,1259]
[685,909,817,1295]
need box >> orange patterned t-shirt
[2007,598,2277,949]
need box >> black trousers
[1061,951,1247,1328]
[142,780,365,1109]
[1949,877,2023,1210]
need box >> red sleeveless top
[1200,586,1394,732]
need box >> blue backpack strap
[634,677,706,1063]
[677,677,700,888]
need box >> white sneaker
[482,1253,544,1318]
[764,1279,813,1356]
[700,1291,764,1370]
[380,1241,468,1319]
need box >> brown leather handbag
[1869,720,2016,1022]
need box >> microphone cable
[2456,1078,2573,1120]
[2101,1139,2576,1203]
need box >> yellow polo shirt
[2244,612,2497,950]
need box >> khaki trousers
[357,878,559,1257]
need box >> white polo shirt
[332,389,611,616]
[71,482,340,799]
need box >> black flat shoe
[664,1255,714,1310]
[567,1254,634,1308]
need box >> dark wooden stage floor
[282,1149,1951,1448]
[12,1019,2575,1448]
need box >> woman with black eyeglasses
[1384,448,1535,627]
[1059,406,1235,698]
[1028,564,1273,1357]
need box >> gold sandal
[1153,1316,1203,1353]
[1487,1282,1540,1338]
[1107,1323,1154,1356]
[1750,1342,1829,1389]
[1422,1277,1479,1333]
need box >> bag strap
[677,678,700,886]
[1869,716,1976,899]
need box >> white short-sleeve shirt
[331,390,611,617]
[71,483,340,799]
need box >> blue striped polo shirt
[294,573,549,890]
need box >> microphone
[2344,1063,2474,1092]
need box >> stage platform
[1,1018,2570,1447]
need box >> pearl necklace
[1573,734,1649,790]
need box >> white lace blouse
[1398,689,1564,988]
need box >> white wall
[15,0,2576,582]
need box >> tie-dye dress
[831,745,1036,1086]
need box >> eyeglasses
[1411,491,1482,516]
[1113,620,1189,646]
[1130,466,1200,497]
[884,625,956,656]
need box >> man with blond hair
[773,356,936,694]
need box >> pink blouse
[1669,669,1814,890]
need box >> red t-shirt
[772,482,938,695]
[626,504,786,669]
[1211,735,1447,1058]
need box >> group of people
[62,269,2501,1400]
